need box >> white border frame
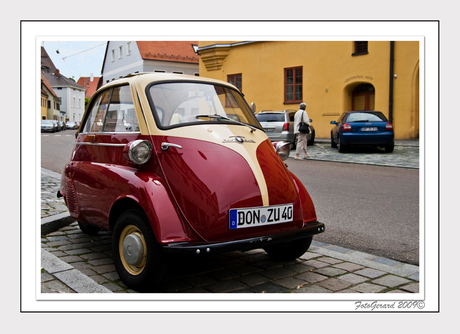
[21,20,439,313]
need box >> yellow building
[41,73,61,120]
[197,41,419,140]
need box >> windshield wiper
[195,114,258,132]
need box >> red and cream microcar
[59,73,325,291]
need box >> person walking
[294,102,310,160]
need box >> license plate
[229,204,293,229]
[361,127,378,131]
[264,128,275,133]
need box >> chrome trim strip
[78,131,141,135]
[75,142,126,147]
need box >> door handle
[161,142,183,151]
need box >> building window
[284,67,302,103]
[111,49,115,62]
[119,45,123,59]
[127,42,132,56]
[228,74,242,92]
[352,41,368,56]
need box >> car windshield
[346,112,388,123]
[42,120,54,124]
[148,82,261,130]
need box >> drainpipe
[388,41,394,123]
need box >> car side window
[83,85,139,133]
[102,85,139,132]
[83,89,110,133]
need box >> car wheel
[263,236,312,260]
[338,135,347,153]
[385,143,394,153]
[78,221,101,235]
[331,132,337,148]
[112,209,165,292]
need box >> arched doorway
[352,83,375,110]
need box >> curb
[42,249,113,293]
[313,138,419,147]
[41,212,75,235]
[310,241,419,280]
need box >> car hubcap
[119,225,147,275]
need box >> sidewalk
[40,139,419,293]
[291,138,419,169]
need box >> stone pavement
[40,139,420,294]
[290,138,419,169]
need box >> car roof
[258,110,296,114]
[345,110,382,113]
[100,72,239,91]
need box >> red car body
[60,73,324,291]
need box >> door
[71,84,142,228]
[352,84,375,110]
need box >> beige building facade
[197,41,419,140]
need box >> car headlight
[124,140,153,165]
[274,141,291,161]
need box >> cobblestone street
[40,139,420,294]
[42,222,419,294]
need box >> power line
[61,43,106,60]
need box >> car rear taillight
[386,122,393,130]
[342,123,352,131]
[282,123,289,131]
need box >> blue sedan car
[330,111,394,153]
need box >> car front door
[71,84,142,229]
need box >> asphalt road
[41,130,77,174]
[41,131,419,265]
[287,159,419,265]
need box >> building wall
[41,93,47,119]
[53,86,85,121]
[142,60,199,76]
[102,41,199,84]
[102,41,144,83]
[68,87,86,121]
[198,41,419,140]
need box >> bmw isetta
[59,73,325,291]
